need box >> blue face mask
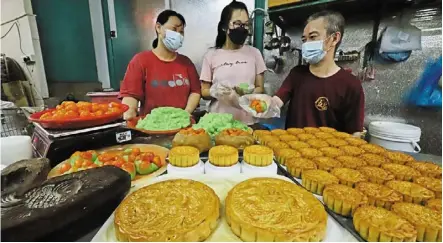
[162,29,184,52]
[302,40,326,64]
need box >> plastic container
[166,160,205,175]
[1,136,32,166]
[368,121,422,153]
[241,161,278,175]
[204,161,241,175]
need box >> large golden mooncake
[298,147,323,159]
[168,146,200,167]
[209,145,239,167]
[287,141,310,150]
[314,132,335,140]
[252,130,271,140]
[344,137,367,146]
[333,131,352,139]
[384,151,415,165]
[306,139,329,149]
[323,184,368,217]
[392,202,442,242]
[336,155,367,170]
[258,135,280,146]
[359,144,386,154]
[278,134,298,142]
[303,127,321,134]
[359,153,391,167]
[302,169,339,195]
[225,178,327,242]
[414,176,442,199]
[287,128,305,135]
[406,161,442,179]
[275,148,300,166]
[339,145,365,156]
[270,129,287,136]
[355,182,403,210]
[266,141,289,152]
[312,157,342,172]
[381,163,421,181]
[286,157,317,178]
[114,179,220,242]
[358,166,395,184]
[386,180,435,204]
[331,168,367,188]
[297,133,316,141]
[319,126,337,133]
[319,147,345,158]
[325,138,348,147]
[353,206,417,242]
[243,145,273,167]
[426,198,442,213]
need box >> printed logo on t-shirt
[150,74,189,88]
[315,97,329,111]
[216,60,248,68]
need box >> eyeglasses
[230,20,250,30]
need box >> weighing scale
[31,121,144,168]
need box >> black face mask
[228,27,248,45]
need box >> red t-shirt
[275,66,365,133]
[119,51,201,115]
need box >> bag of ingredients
[239,94,281,118]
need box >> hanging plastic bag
[239,94,281,118]
[405,56,442,108]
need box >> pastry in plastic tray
[426,198,442,213]
[266,141,289,152]
[287,140,310,150]
[344,137,367,146]
[331,168,367,188]
[385,180,435,204]
[314,132,335,139]
[312,157,342,172]
[359,144,386,154]
[172,128,212,153]
[358,166,395,184]
[306,139,329,149]
[298,147,324,159]
[355,182,403,210]
[413,176,442,199]
[336,155,367,170]
[286,127,305,135]
[332,131,352,139]
[325,138,348,147]
[339,145,365,156]
[252,130,271,140]
[270,129,287,136]
[319,147,345,158]
[286,157,317,178]
[302,169,339,195]
[243,145,273,167]
[392,202,442,242]
[297,133,316,141]
[169,146,200,167]
[406,161,442,178]
[215,128,254,150]
[209,145,239,167]
[303,127,321,134]
[359,153,391,167]
[225,178,327,241]
[114,179,220,241]
[278,134,298,142]
[319,127,337,133]
[323,184,368,217]
[353,206,417,242]
[384,151,415,165]
[274,148,300,166]
[381,163,421,181]
[258,135,280,145]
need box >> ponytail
[152,10,186,49]
[214,1,249,49]
[215,22,226,49]
[152,38,158,48]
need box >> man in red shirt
[273,11,364,135]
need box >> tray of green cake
[127,107,195,135]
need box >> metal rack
[1,108,33,137]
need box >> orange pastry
[359,144,386,154]
[278,134,298,142]
[323,184,368,216]
[168,146,200,167]
[287,128,305,135]
[287,141,310,150]
[298,147,323,159]
[358,166,395,185]
[384,151,415,165]
[208,145,239,167]
[413,176,442,199]
[243,145,274,167]
[426,198,442,213]
[306,139,329,149]
[302,169,339,195]
[270,129,287,136]
[339,145,365,156]
[381,163,421,181]
[319,147,345,158]
[215,128,254,150]
[252,130,271,140]
[336,156,367,170]
[332,168,367,187]
[303,127,321,134]
[297,133,316,141]
[356,182,403,210]
[274,148,300,166]
[325,138,348,147]
[314,132,335,139]
[319,127,337,133]
[359,153,391,167]
[266,141,289,153]
[258,135,280,146]
[386,180,435,204]
[286,157,317,178]
[344,137,367,146]
[333,131,352,139]
[313,157,342,172]
[406,161,442,179]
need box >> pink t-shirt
[200,45,267,125]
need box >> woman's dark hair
[215,0,249,48]
[152,10,186,48]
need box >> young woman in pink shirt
[200,1,267,125]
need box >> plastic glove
[210,82,241,108]
[239,94,281,118]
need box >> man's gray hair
[306,10,345,48]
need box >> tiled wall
[263,3,442,155]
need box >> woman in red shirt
[120,10,201,120]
